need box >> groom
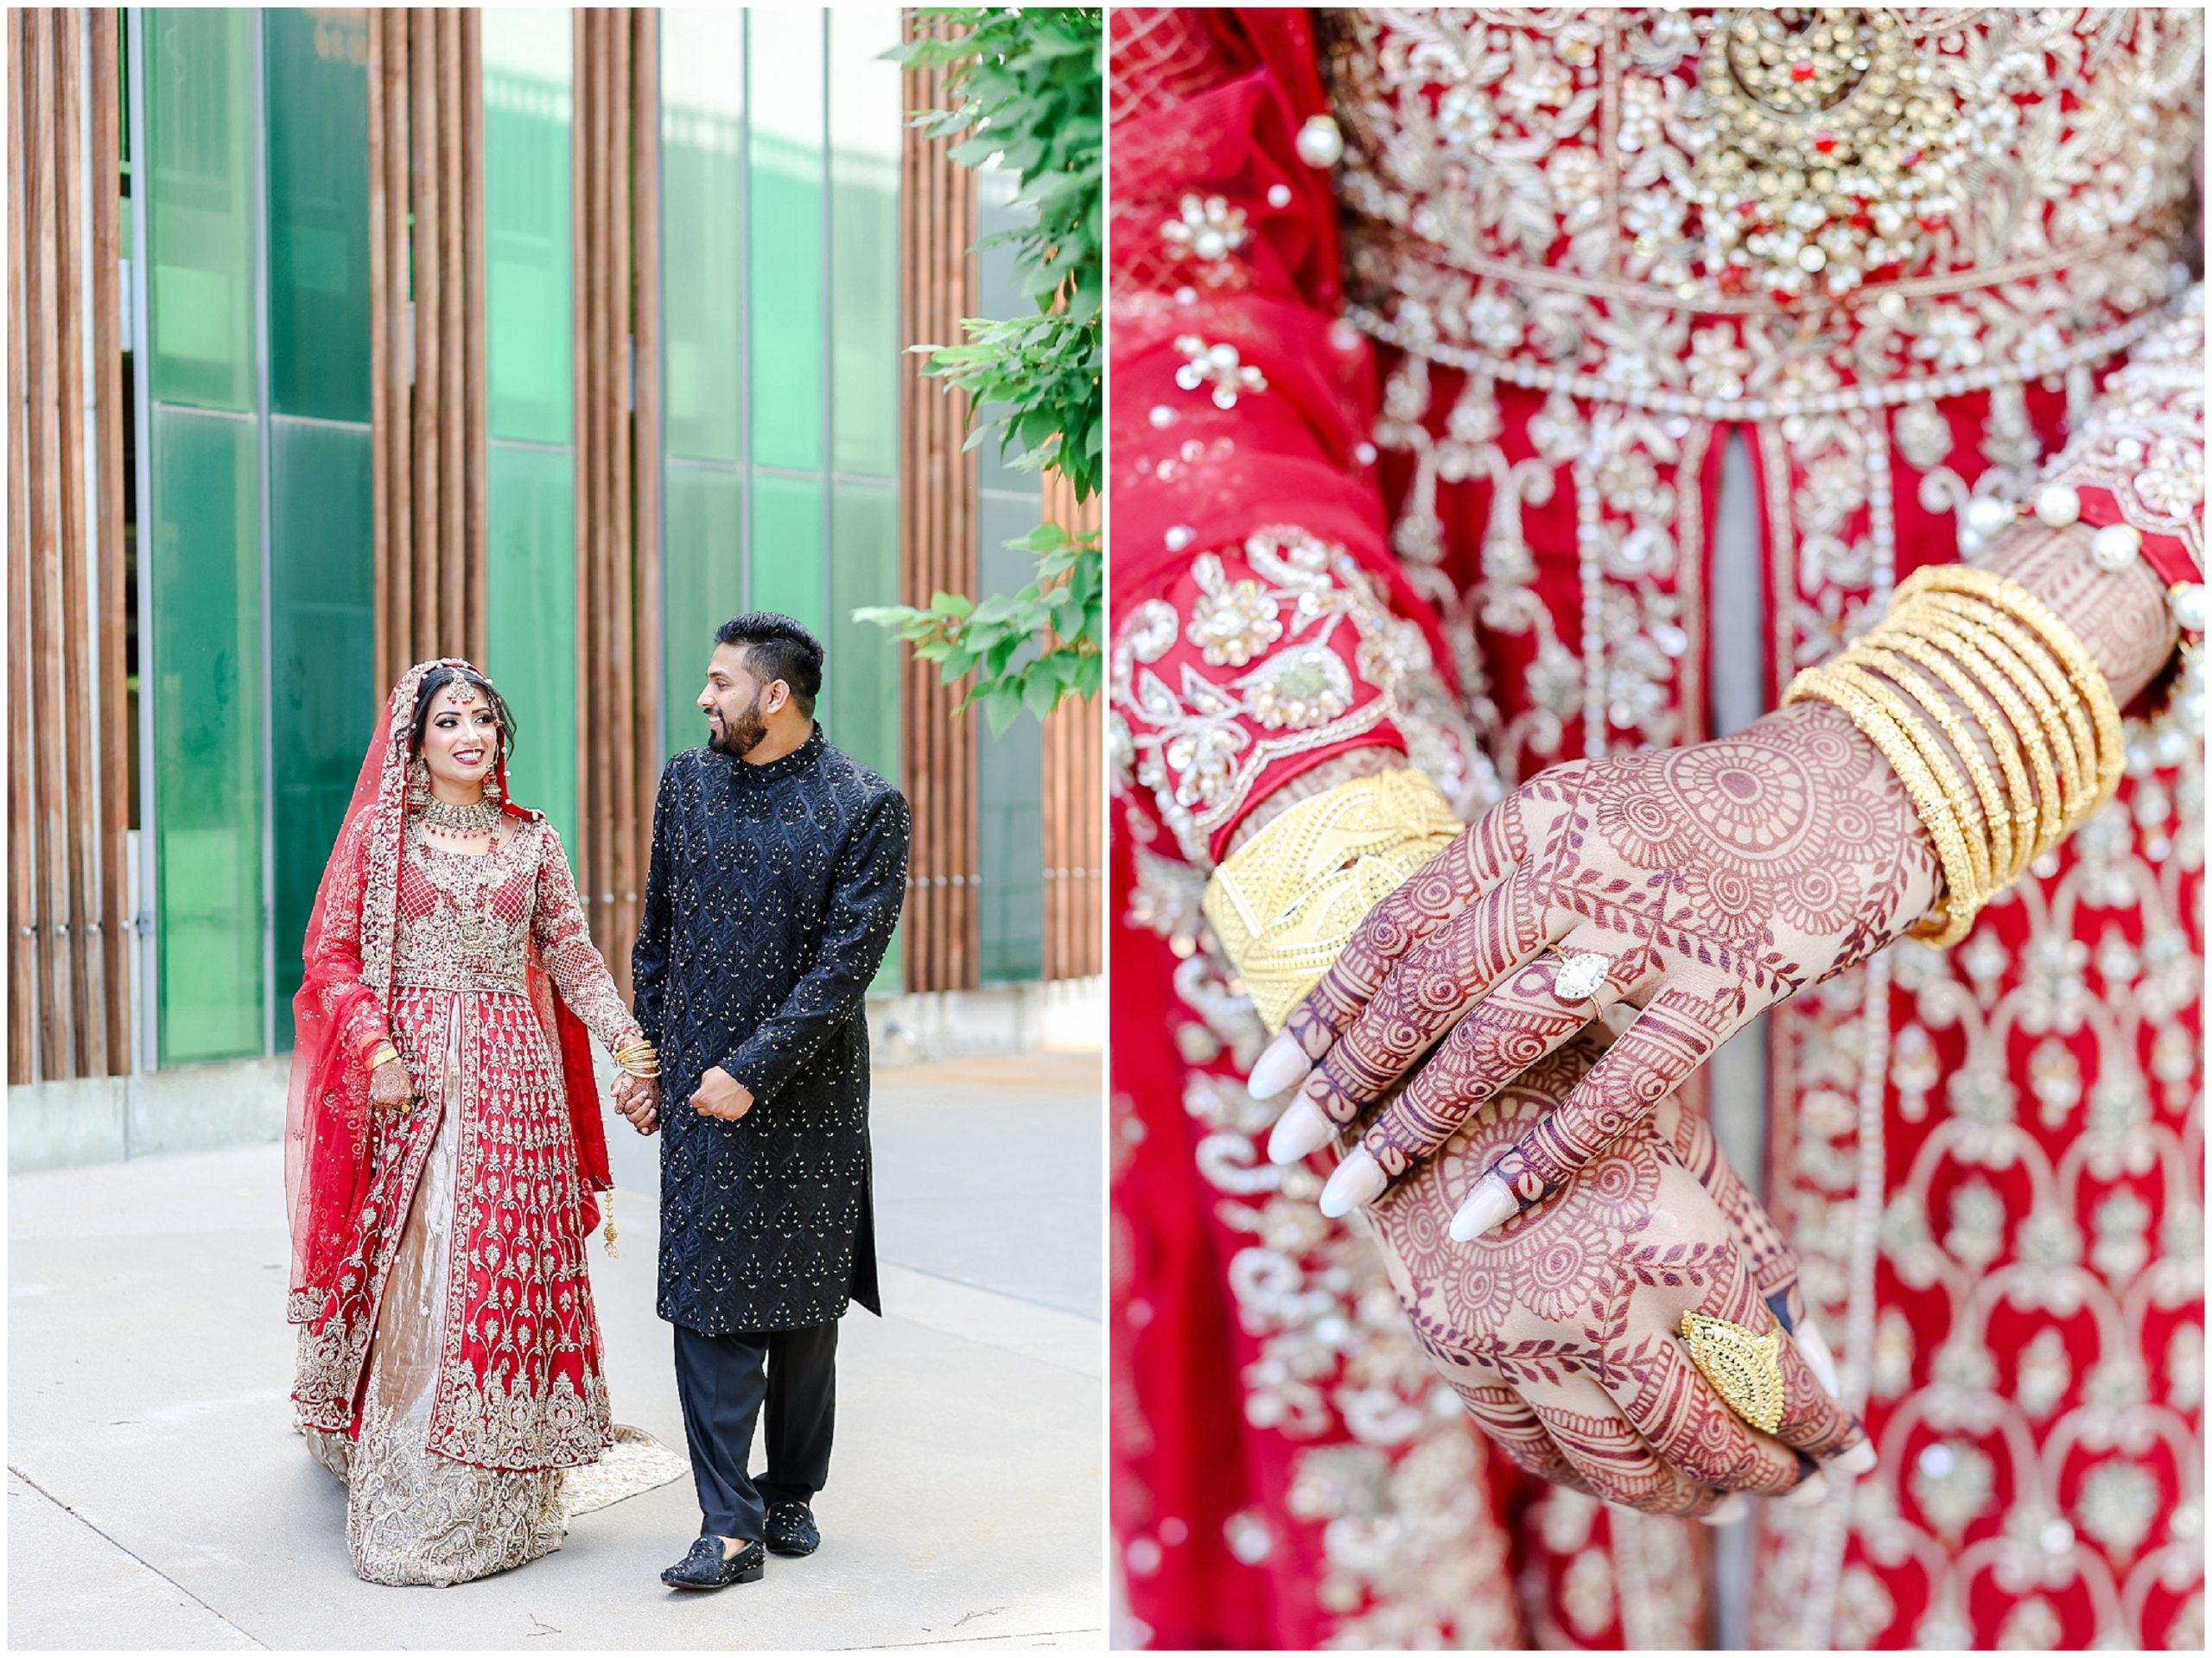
[620,611,912,1591]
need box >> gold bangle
[1846,645,2016,889]
[1912,593,2101,824]
[1863,633,2037,887]
[1903,610,2080,855]
[1897,565,2125,806]
[367,1042,400,1072]
[1821,660,1991,912]
[1202,768,1464,1032]
[1784,668,1980,946]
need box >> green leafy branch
[855,519,1100,736]
[863,7,1103,727]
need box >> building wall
[69,4,1058,1085]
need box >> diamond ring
[1548,949,1614,1005]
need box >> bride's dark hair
[409,664,519,766]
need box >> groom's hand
[690,1067,754,1122]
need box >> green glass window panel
[144,8,257,412]
[828,9,899,480]
[975,489,1044,983]
[973,162,1033,495]
[661,10,745,467]
[269,417,375,1048]
[750,472,825,645]
[483,11,574,445]
[748,9,823,473]
[827,480,899,783]
[486,441,578,849]
[663,461,746,756]
[150,406,264,1062]
[830,480,903,992]
[264,9,370,422]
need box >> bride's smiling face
[418,680,501,792]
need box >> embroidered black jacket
[632,727,911,1332]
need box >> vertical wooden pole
[54,5,102,1073]
[408,8,440,664]
[607,13,637,990]
[461,8,486,666]
[629,7,663,982]
[569,9,592,924]
[381,10,411,686]
[8,11,38,1083]
[436,7,464,653]
[90,4,127,1067]
[28,7,79,1072]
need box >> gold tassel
[603,1189,620,1259]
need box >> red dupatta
[283,659,613,1320]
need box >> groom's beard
[707,692,768,758]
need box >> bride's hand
[1363,1030,1874,1515]
[613,1073,660,1135]
[368,1057,416,1112]
[1253,702,1937,1236]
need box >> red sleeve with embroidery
[311,810,392,1070]
[2040,285,2205,588]
[1109,7,1477,868]
[531,823,641,1053]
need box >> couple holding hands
[283,613,912,1591]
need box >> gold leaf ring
[1679,1309,1787,1434]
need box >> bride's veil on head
[283,658,477,1318]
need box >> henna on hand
[1364,1033,1871,1515]
[1263,702,1938,1230]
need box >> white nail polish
[1447,1173,1518,1242]
[1700,1494,1750,1527]
[1834,1439,1877,1477]
[1268,1100,1335,1165]
[1317,1148,1385,1217]
[1796,1318,1842,1399]
[1247,1033,1313,1101]
[1780,1471,1829,1509]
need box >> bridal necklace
[418,791,502,837]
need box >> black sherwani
[632,726,911,1335]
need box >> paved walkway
[8,1052,1102,1650]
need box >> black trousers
[671,1319,839,1543]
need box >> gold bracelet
[1847,645,2016,888]
[1784,668,1981,946]
[1863,634,2037,887]
[1821,660,1992,912]
[1906,609,2085,850]
[1891,613,2068,864]
[1912,591,2101,823]
[367,1042,400,1072]
[1202,768,1464,1032]
[1822,658,1999,924]
[611,1037,659,1079]
[1897,565,2125,807]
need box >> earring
[482,765,504,804]
[406,757,431,806]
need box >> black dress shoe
[765,1500,819,1557]
[661,1534,765,1590]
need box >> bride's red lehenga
[1108,10,2204,1647]
[286,659,640,1585]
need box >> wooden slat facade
[899,25,980,994]
[366,6,486,689]
[1039,471,1102,981]
[6,8,130,1083]
[569,8,660,999]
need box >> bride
[284,657,662,1585]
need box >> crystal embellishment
[1552,951,1611,1002]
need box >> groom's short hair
[716,612,823,715]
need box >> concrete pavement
[8,1051,1103,1649]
